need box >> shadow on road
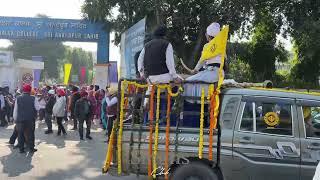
[0,122,143,180]
[0,147,34,177]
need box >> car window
[240,102,253,131]
[222,97,241,129]
[303,106,320,138]
[240,101,293,136]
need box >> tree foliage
[82,0,253,67]
[243,9,288,82]
[82,0,320,87]
[62,47,94,84]
[284,0,320,84]
[8,40,65,79]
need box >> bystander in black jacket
[45,96,56,114]
[75,98,92,120]
[75,94,92,140]
[70,87,81,130]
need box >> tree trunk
[189,27,205,68]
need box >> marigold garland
[167,86,183,97]
[103,122,116,172]
[209,46,226,159]
[208,90,216,160]
[148,86,155,177]
[102,81,185,177]
[165,93,171,180]
[213,91,220,129]
[127,81,149,89]
[153,87,162,179]
[117,80,126,175]
[207,84,215,100]
[198,88,205,159]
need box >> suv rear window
[302,106,320,138]
[240,101,293,136]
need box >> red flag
[80,67,86,84]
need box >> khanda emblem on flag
[210,44,217,53]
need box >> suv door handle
[307,143,320,150]
[239,137,255,144]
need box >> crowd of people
[0,83,118,153]
[0,21,224,154]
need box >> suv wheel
[170,162,219,180]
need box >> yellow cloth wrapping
[199,25,229,63]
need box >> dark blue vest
[16,93,37,123]
[144,38,170,76]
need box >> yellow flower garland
[117,80,126,175]
[165,93,171,180]
[208,84,215,161]
[103,122,116,172]
[153,86,162,179]
[148,86,155,178]
[126,81,149,88]
[102,80,185,176]
[167,86,184,97]
[198,88,205,159]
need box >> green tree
[284,0,320,85]
[8,40,65,79]
[62,47,94,84]
[82,0,253,67]
[242,8,288,82]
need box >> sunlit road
[0,121,145,180]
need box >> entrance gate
[0,16,110,86]
[0,16,109,63]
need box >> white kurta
[314,162,320,180]
[184,54,224,99]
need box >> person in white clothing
[53,89,67,136]
[314,161,320,180]
[184,22,225,98]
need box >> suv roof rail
[222,80,273,88]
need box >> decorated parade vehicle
[102,25,320,180]
[103,77,320,180]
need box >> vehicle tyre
[170,162,219,180]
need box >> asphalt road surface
[0,120,147,180]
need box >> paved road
[0,121,146,180]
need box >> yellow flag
[199,25,229,62]
[64,64,72,85]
